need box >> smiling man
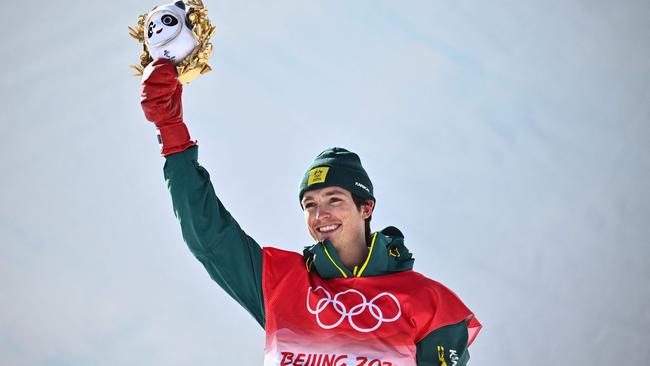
[140,59,481,365]
[300,150,376,275]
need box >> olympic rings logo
[306,286,401,333]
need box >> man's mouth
[156,28,163,34]
[317,224,341,233]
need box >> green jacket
[164,146,471,365]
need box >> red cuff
[157,123,197,156]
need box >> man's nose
[315,205,330,219]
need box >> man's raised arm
[140,59,265,327]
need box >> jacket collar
[302,226,414,279]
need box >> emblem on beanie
[307,167,329,186]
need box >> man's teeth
[318,225,339,233]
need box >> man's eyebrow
[324,189,346,196]
[302,189,345,203]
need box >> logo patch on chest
[306,286,401,333]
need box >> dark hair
[352,194,373,246]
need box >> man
[141,58,481,365]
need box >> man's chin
[318,233,337,243]
[318,235,331,243]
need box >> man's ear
[362,200,375,219]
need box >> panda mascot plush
[129,0,214,83]
[144,1,198,64]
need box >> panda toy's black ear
[185,7,196,29]
[173,1,194,30]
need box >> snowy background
[2,0,649,365]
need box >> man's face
[301,186,373,247]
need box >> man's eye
[303,202,315,209]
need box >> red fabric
[261,247,481,366]
[141,59,196,156]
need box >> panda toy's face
[143,2,198,64]
[146,10,181,47]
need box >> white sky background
[1,0,649,365]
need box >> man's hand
[141,58,196,156]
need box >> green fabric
[298,147,375,203]
[416,320,471,366]
[302,226,414,279]
[163,146,471,364]
[164,146,265,327]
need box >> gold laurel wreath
[128,0,216,84]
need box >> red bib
[262,247,481,366]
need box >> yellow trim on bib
[356,232,378,277]
[322,244,348,278]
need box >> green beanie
[298,147,375,204]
